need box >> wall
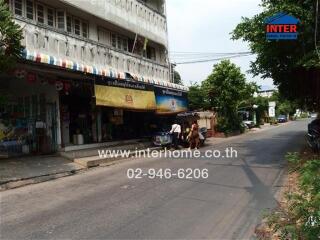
[16,18,170,83]
[60,0,168,47]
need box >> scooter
[199,127,208,146]
[181,127,208,148]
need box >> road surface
[0,120,307,240]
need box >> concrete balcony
[60,0,168,47]
[15,18,181,89]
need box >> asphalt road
[0,120,308,240]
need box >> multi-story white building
[10,0,175,84]
[0,0,188,155]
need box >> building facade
[257,89,276,98]
[0,0,188,156]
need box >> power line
[170,51,251,54]
[169,51,253,63]
[171,53,250,59]
[170,53,251,58]
[174,53,254,65]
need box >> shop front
[94,78,158,140]
[59,78,96,146]
[0,65,190,157]
[93,81,190,142]
[0,67,60,157]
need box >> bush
[299,113,309,119]
[215,115,243,135]
[267,153,320,239]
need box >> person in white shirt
[170,121,181,149]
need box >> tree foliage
[202,60,257,133]
[232,0,317,106]
[173,70,183,85]
[187,84,208,111]
[0,0,23,72]
[266,91,299,116]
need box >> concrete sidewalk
[0,140,156,190]
[0,155,85,190]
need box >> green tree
[173,70,183,85]
[202,60,257,134]
[232,0,317,108]
[0,0,23,72]
[187,84,208,110]
[270,91,299,116]
[254,95,270,124]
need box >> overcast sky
[166,0,274,90]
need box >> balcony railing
[62,0,168,47]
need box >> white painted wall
[17,19,170,82]
[60,0,168,47]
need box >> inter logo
[265,13,300,40]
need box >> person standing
[170,121,181,149]
[189,120,200,149]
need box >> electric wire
[169,52,254,65]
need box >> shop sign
[96,78,151,91]
[265,12,300,40]
[94,78,156,110]
[269,101,276,117]
[155,87,188,115]
[95,84,156,110]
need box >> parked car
[242,120,255,129]
[307,118,320,153]
[277,115,288,123]
[310,113,318,119]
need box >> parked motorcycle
[199,127,208,146]
[180,127,208,148]
[307,118,320,153]
[152,127,172,148]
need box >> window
[82,22,88,38]
[37,4,44,23]
[26,0,34,20]
[117,36,122,50]
[147,46,156,61]
[110,33,128,52]
[122,38,128,51]
[66,15,72,33]
[47,8,55,27]
[111,34,117,48]
[74,18,80,36]
[98,28,110,45]
[56,10,65,30]
[14,0,23,16]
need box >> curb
[0,147,163,191]
[0,169,84,191]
